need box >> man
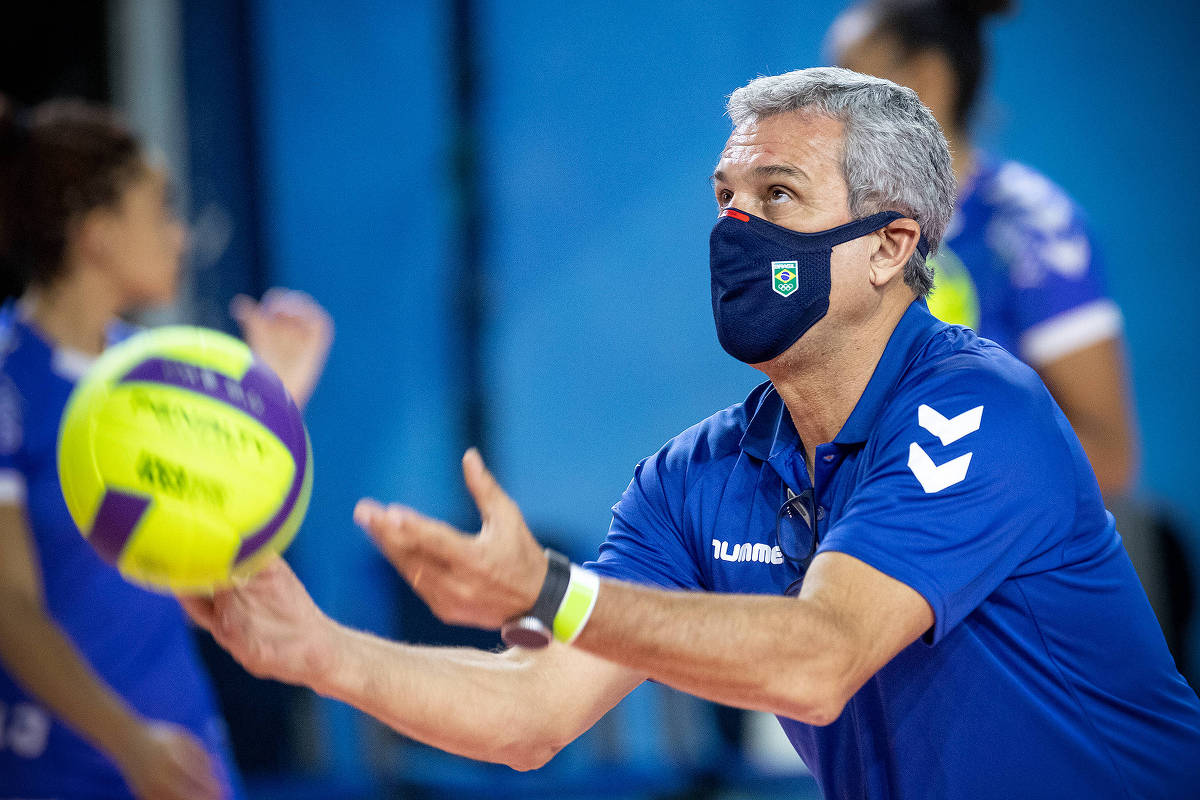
[187,68,1200,798]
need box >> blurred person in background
[829,0,1137,496]
[0,97,332,800]
[826,1,1200,679]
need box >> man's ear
[869,218,921,288]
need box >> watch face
[501,617,552,649]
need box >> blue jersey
[928,156,1123,366]
[588,300,1200,799]
[0,308,239,799]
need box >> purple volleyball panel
[90,489,152,564]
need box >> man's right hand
[179,557,339,687]
[114,721,222,800]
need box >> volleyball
[57,326,312,594]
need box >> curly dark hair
[0,97,144,297]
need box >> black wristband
[500,549,571,648]
[527,549,571,626]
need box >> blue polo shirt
[588,300,1200,799]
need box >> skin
[835,27,1138,494]
[185,112,935,770]
[0,162,333,799]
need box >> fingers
[353,497,384,523]
[178,595,217,631]
[354,500,479,613]
[355,500,469,568]
[462,448,514,525]
[352,461,540,628]
[250,554,292,584]
[182,558,283,635]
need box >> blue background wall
[201,0,1200,788]
[245,0,460,775]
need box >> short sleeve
[818,357,1078,643]
[0,372,27,504]
[987,163,1122,365]
[586,443,704,591]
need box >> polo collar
[739,299,947,459]
[738,382,794,462]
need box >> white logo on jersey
[0,701,51,759]
[907,404,983,493]
[712,539,784,565]
[917,403,982,445]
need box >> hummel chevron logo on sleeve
[908,404,984,493]
[917,404,984,445]
[907,444,973,493]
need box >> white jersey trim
[0,468,27,504]
[52,346,98,381]
[1019,299,1123,366]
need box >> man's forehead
[718,111,843,168]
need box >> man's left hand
[354,449,549,629]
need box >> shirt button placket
[813,445,840,529]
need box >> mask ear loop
[734,209,906,252]
[871,214,932,260]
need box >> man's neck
[765,297,911,471]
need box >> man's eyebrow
[710,163,810,184]
[752,163,809,181]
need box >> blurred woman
[0,98,331,799]
[830,0,1137,495]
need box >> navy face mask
[709,208,928,364]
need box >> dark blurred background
[3,1,1197,798]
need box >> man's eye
[768,187,791,203]
[716,189,733,206]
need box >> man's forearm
[182,558,641,770]
[0,596,144,761]
[308,625,588,769]
[573,578,849,724]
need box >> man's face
[712,110,851,233]
[710,111,884,360]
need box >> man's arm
[0,504,221,800]
[572,551,931,723]
[182,559,644,771]
[197,449,930,766]
[356,450,933,727]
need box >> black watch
[500,549,572,649]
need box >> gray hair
[726,67,955,295]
